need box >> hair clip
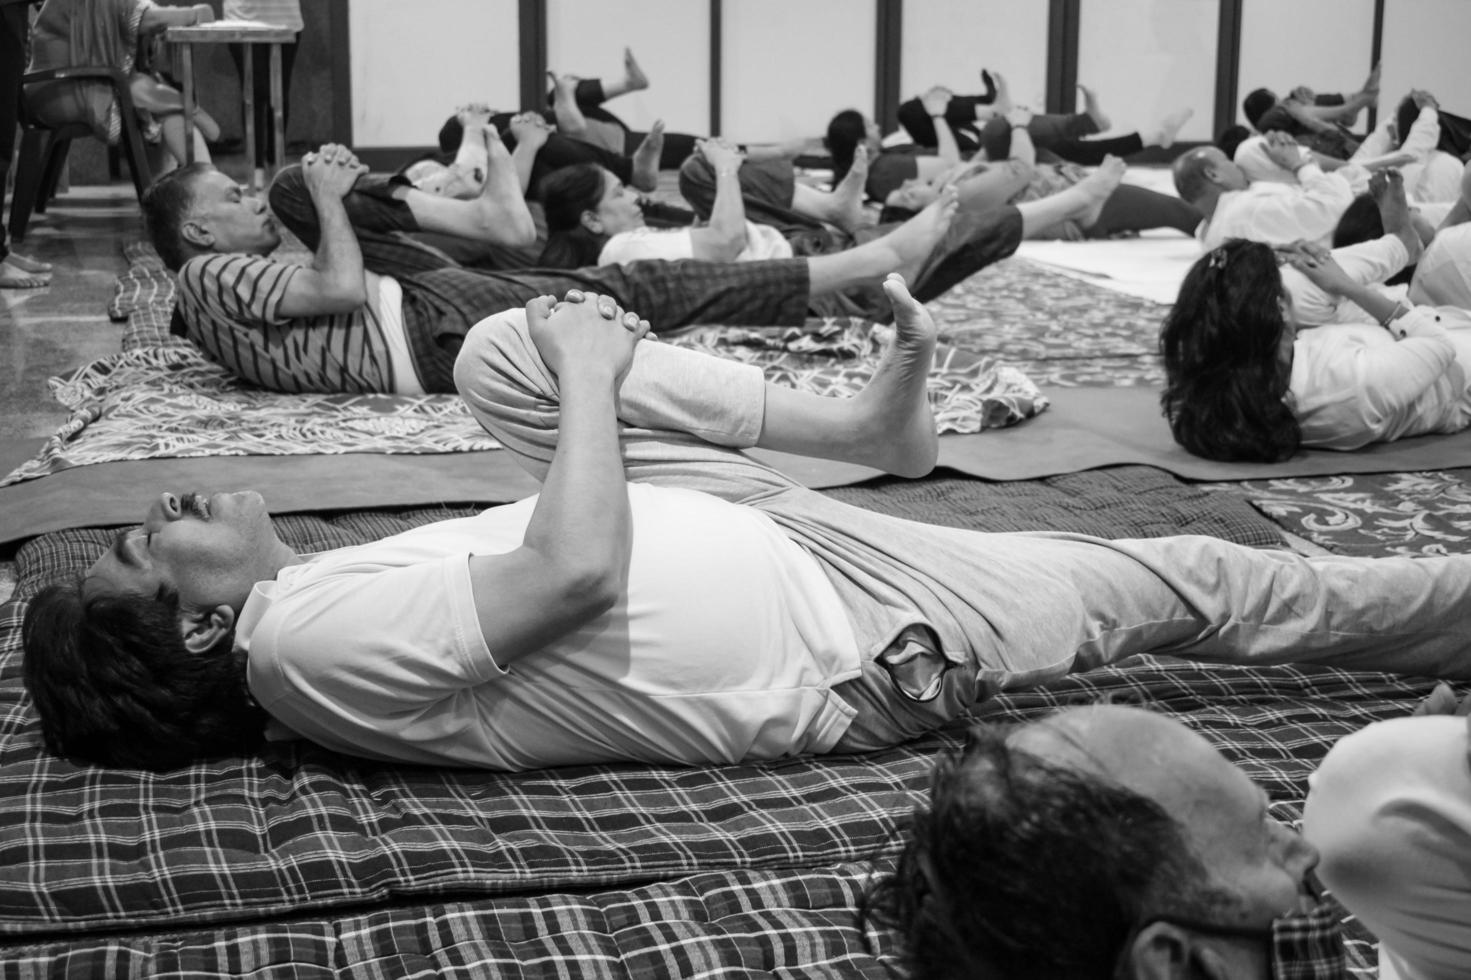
[1207,248,1228,270]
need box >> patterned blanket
[0,473,1413,978]
[1,250,1050,488]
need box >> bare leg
[1016,155,1125,237]
[806,185,957,294]
[760,274,938,477]
[1142,108,1193,149]
[1374,170,1424,262]
[548,72,588,138]
[790,143,867,232]
[630,119,665,192]
[598,47,651,102]
[1076,83,1110,131]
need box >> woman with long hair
[1162,173,1471,460]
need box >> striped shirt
[175,254,397,394]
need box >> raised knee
[453,310,533,400]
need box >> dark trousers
[557,78,698,169]
[1085,183,1200,238]
[228,38,299,162]
[979,114,1143,166]
[267,164,813,391]
[0,1,28,261]
[1395,96,1471,160]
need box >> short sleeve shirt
[175,254,398,393]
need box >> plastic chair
[9,66,154,242]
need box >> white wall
[900,1,1049,113]
[1239,0,1375,129]
[345,0,1460,151]
[1076,0,1217,142]
[721,0,876,143]
[348,0,520,148]
[1380,0,1471,128]
[546,0,710,137]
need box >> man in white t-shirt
[24,278,1471,772]
[1175,132,1358,250]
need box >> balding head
[1173,146,1248,205]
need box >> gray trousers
[456,314,1471,753]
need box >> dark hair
[1216,123,1252,160]
[1394,95,1420,152]
[1332,193,1383,248]
[141,162,213,271]
[825,109,867,187]
[1160,239,1302,462]
[864,724,1238,980]
[1242,88,1277,129]
[22,579,267,770]
[536,163,610,268]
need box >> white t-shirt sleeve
[598,228,695,264]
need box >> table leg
[269,43,286,177]
[181,44,195,163]
[243,48,257,189]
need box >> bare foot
[1074,155,1127,229]
[0,256,52,288]
[885,183,959,279]
[1077,83,1110,131]
[4,251,52,274]
[630,119,665,192]
[852,273,939,478]
[1147,108,1194,149]
[988,70,1013,117]
[1371,169,1423,263]
[828,143,869,232]
[623,47,649,92]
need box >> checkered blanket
[0,477,1428,977]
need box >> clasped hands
[526,290,655,380]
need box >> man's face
[186,168,282,255]
[84,490,287,614]
[587,168,645,237]
[1019,707,1320,926]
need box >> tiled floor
[1,183,140,442]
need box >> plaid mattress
[0,478,1435,977]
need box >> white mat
[1016,232,1200,305]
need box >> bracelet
[1378,301,1408,329]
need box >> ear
[1128,922,1194,979]
[179,218,215,251]
[180,604,237,655]
[578,209,603,235]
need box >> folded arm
[276,147,371,317]
[467,294,650,667]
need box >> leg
[1082,181,1200,238]
[907,204,1024,305]
[1012,158,1126,238]
[453,274,938,490]
[1026,112,1100,145]
[953,158,1033,214]
[1040,132,1145,166]
[1305,716,1471,980]
[0,3,50,287]
[267,165,454,276]
[897,93,991,154]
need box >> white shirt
[240,483,862,771]
[1290,306,1471,450]
[1200,163,1355,250]
[598,223,793,265]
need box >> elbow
[562,565,625,617]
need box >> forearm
[705,166,747,248]
[306,194,368,308]
[931,111,962,166]
[139,4,207,32]
[1335,281,1404,326]
[509,139,540,196]
[521,366,631,596]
